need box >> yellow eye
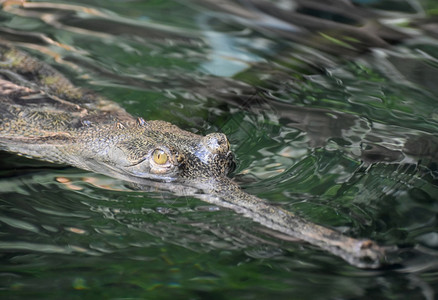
[152,149,168,165]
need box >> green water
[1,0,438,299]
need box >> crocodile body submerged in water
[0,43,388,268]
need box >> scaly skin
[0,44,388,268]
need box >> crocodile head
[99,119,235,183]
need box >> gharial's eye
[152,149,168,165]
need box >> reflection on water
[1,0,438,299]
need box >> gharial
[0,43,389,268]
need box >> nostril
[201,133,230,154]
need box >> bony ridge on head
[194,132,235,177]
[136,117,147,127]
[201,133,230,155]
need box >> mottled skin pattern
[0,44,388,268]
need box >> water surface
[1,0,438,299]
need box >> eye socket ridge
[123,147,173,168]
[149,146,184,175]
[112,145,184,180]
[152,148,168,165]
